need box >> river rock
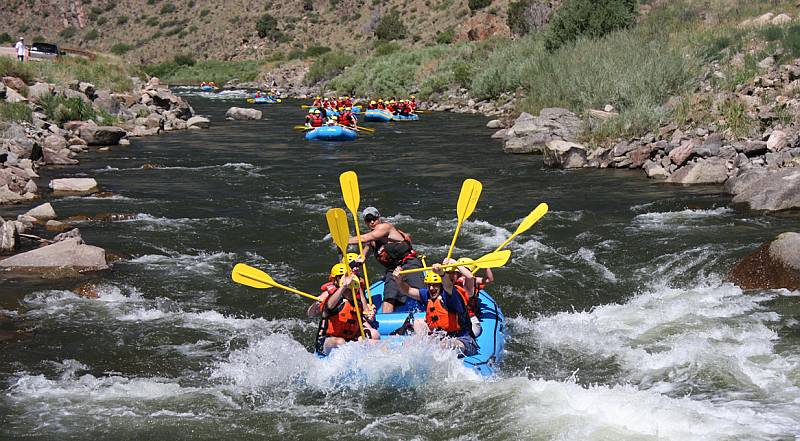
[0,185,26,204]
[186,116,211,129]
[543,140,588,169]
[24,203,56,221]
[2,76,26,93]
[728,232,800,290]
[665,157,729,184]
[766,130,787,151]
[225,107,262,120]
[49,178,99,194]
[0,220,18,254]
[79,126,126,146]
[5,88,27,103]
[92,90,120,115]
[734,140,769,156]
[728,167,800,211]
[0,237,108,273]
[503,132,550,154]
[486,119,503,129]
[42,134,78,165]
[643,160,668,179]
[45,220,71,232]
[668,139,699,166]
[78,82,96,99]
[27,82,53,103]
[695,133,723,157]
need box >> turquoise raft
[392,113,420,121]
[304,125,358,141]
[248,97,281,104]
[200,85,216,91]
[368,279,506,377]
[364,109,394,122]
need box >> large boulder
[0,184,26,204]
[5,88,27,103]
[27,82,53,103]
[0,237,108,273]
[666,157,729,184]
[728,167,800,211]
[503,132,550,154]
[2,76,27,93]
[186,116,211,129]
[0,220,18,254]
[79,125,126,145]
[225,107,262,120]
[49,178,99,194]
[728,232,800,290]
[42,134,78,165]
[92,90,120,115]
[543,140,588,169]
[24,202,57,221]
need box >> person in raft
[305,109,324,128]
[350,207,425,313]
[452,257,491,337]
[391,260,479,357]
[307,263,379,355]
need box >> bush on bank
[141,59,263,84]
[0,56,133,92]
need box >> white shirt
[15,41,25,56]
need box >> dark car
[28,43,60,61]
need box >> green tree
[256,13,285,41]
[544,0,638,51]
[468,0,491,12]
[375,11,407,41]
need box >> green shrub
[287,48,305,60]
[117,15,129,25]
[141,59,263,84]
[0,33,11,44]
[84,28,100,41]
[96,16,108,25]
[40,95,97,125]
[0,102,33,123]
[453,61,472,87]
[32,35,45,43]
[256,13,285,41]
[146,17,159,26]
[375,11,407,41]
[784,24,800,58]
[544,0,637,51]
[374,41,402,56]
[199,8,209,17]
[110,43,133,55]
[305,45,331,57]
[59,26,78,39]
[468,0,491,12]
[436,27,455,44]
[305,51,356,85]
[507,0,552,36]
[160,3,176,14]
[760,24,784,42]
[173,53,195,66]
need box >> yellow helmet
[338,106,344,110]
[370,100,376,104]
[313,109,321,114]
[410,95,416,99]
[423,272,442,284]
[330,263,348,278]
[378,98,384,102]
[456,257,477,272]
[308,109,314,114]
[315,96,321,99]
[346,253,360,263]
[345,107,352,110]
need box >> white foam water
[630,207,734,231]
[117,213,241,231]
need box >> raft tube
[363,109,394,122]
[200,85,217,91]
[304,125,358,141]
[392,113,420,121]
[248,97,281,104]
[369,279,505,377]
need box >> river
[1,91,799,440]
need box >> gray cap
[362,206,380,219]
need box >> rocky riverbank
[1,75,209,274]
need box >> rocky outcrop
[225,107,262,120]
[0,219,19,254]
[0,237,108,273]
[186,116,211,129]
[24,203,57,221]
[79,125,126,146]
[726,167,800,211]
[502,108,583,154]
[542,140,588,168]
[729,232,800,290]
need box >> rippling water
[1,93,799,440]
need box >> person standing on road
[15,37,25,62]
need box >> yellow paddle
[339,171,372,305]
[293,125,313,131]
[231,263,321,301]
[325,208,366,339]
[494,203,550,252]
[445,178,483,260]
[399,250,511,275]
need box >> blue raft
[367,279,506,377]
[392,113,420,121]
[304,125,358,141]
[248,97,281,104]
[363,109,394,122]
[200,85,216,92]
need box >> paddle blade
[339,171,360,214]
[231,263,275,289]
[456,179,482,222]
[514,203,549,236]
[325,208,350,252]
[473,250,512,269]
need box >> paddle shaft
[399,260,470,275]
[237,271,320,301]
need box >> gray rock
[49,178,99,194]
[643,160,668,179]
[92,90,120,115]
[767,130,787,151]
[543,140,588,169]
[186,116,211,129]
[728,232,800,290]
[0,237,107,273]
[41,134,78,165]
[78,82,96,99]
[23,179,37,195]
[503,132,551,154]
[612,140,636,157]
[5,88,27,103]
[0,82,5,99]
[734,140,769,156]
[486,119,503,129]
[79,126,126,146]
[24,202,56,221]
[53,228,82,243]
[0,184,25,204]
[225,107,262,120]
[666,157,729,184]
[27,82,53,103]
[719,145,737,160]
[491,128,508,139]
[696,133,723,157]
[730,167,800,211]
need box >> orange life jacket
[454,276,484,318]
[426,295,462,334]
[319,284,362,341]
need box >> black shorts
[381,257,424,306]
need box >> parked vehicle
[28,43,61,61]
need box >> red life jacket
[344,99,353,107]
[426,295,461,334]
[308,115,323,127]
[410,100,417,110]
[319,284,362,341]
[313,99,322,107]
[377,103,385,110]
[454,276,484,318]
[386,104,396,113]
[373,228,416,268]
[338,112,354,126]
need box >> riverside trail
[1,94,799,440]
